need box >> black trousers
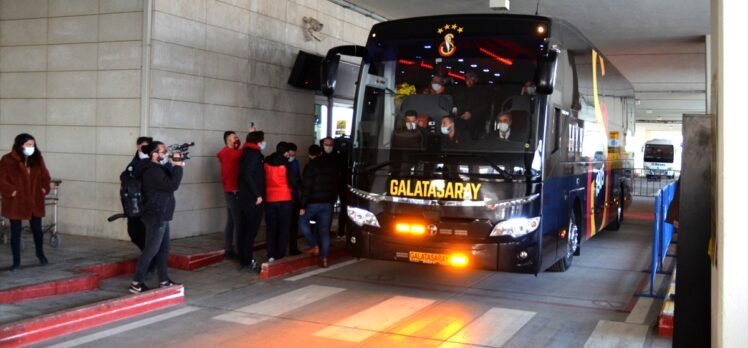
[9,217,44,266]
[133,218,170,283]
[224,192,241,254]
[238,202,263,266]
[265,201,292,259]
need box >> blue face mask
[259,141,267,150]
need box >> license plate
[408,251,449,265]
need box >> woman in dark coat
[0,133,51,271]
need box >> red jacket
[264,152,296,203]
[217,146,242,192]
[0,151,51,220]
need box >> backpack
[108,165,144,222]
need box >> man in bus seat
[440,115,467,146]
[453,71,492,140]
[392,110,425,149]
[489,112,526,142]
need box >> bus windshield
[644,144,674,163]
[355,33,544,177]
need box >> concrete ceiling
[340,0,710,122]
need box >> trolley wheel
[50,234,61,248]
[549,210,579,272]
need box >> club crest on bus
[436,23,463,57]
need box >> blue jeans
[298,203,333,259]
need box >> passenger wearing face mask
[130,141,184,293]
[392,110,424,149]
[237,131,267,272]
[0,133,51,271]
[286,142,303,256]
[490,112,523,142]
[439,115,466,146]
[425,75,447,95]
[217,131,243,259]
[320,136,348,238]
[120,137,152,252]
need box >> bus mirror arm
[322,45,368,97]
[536,49,558,95]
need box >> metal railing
[631,168,680,197]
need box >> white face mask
[158,154,168,165]
[431,83,444,93]
[323,145,333,154]
[405,122,417,130]
[525,86,536,95]
[23,146,35,157]
[138,151,149,160]
[498,123,510,132]
[288,156,295,162]
[440,126,450,135]
[259,141,267,150]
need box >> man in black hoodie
[129,141,183,293]
[238,131,266,272]
[299,145,340,268]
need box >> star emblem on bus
[436,23,463,57]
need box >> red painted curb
[0,286,184,348]
[260,248,349,279]
[168,249,226,271]
[658,315,673,337]
[0,259,137,305]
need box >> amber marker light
[395,223,427,235]
[450,253,469,267]
[396,223,410,233]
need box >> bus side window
[553,108,562,153]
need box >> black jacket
[300,155,340,208]
[120,153,143,182]
[238,146,265,207]
[136,160,183,222]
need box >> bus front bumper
[347,227,538,273]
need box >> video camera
[167,142,195,161]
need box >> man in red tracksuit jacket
[216,131,242,259]
[263,142,298,261]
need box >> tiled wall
[0,0,376,240]
[0,0,144,239]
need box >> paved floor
[35,198,673,348]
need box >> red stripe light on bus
[448,72,465,81]
[479,47,513,66]
[398,59,416,65]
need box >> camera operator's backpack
[108,166,143,222]
[120,166,144,218]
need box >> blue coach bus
[322,14,634,273]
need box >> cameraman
[129,141,183,293]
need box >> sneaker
[251,260,261,273]
[159,279,182,288]
[129,282,149,294]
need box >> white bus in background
[643,139,675,179]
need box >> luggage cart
[0,180,62,248]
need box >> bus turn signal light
[396,223,426,235]
[450,253,469,267]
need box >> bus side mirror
[321,55,340,97]
[536,50,558,95]
[321,45,367,97]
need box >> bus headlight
[490,217,541,238]
[347,207,380,228]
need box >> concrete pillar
[711,0,748,347]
